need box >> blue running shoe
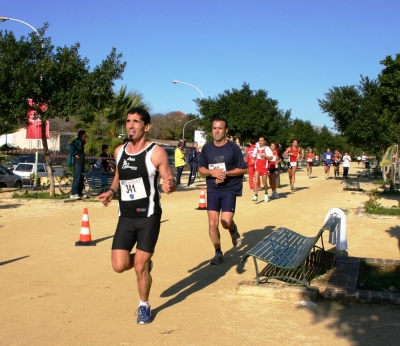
[136,305,152,325]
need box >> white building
[0,128,76,153]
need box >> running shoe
[252,195,258,202]
[273,191,279,199]
[230,225,242,248]
[135,305,152,325]
[291,185,295,191]
[264,194,269,202]
[210,251,224,265]
[70,194,80,200]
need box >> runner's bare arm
[264,147,274,160]
[152,146,176,194]
[283,147,291,156]
[225,167,247,177]
[98,145,122,206]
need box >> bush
[364,190,400,215]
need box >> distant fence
[0,149,104,160]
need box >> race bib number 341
[120,178,147,201]
[209,162,226,171]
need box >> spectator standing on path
[188,142,200,186]
[244,139,260,192]
[100,144,111,172]
[198,118,247,265]
[284,139,300,191]
[322,148,333,179]
[342,151,352,178]
[67,130,86,199]
[179,138,186,152]
[361,152,367,168]
[306,148,315,178]
[97,107,176,325]
[175,141,185,189]
[252,136,273,202]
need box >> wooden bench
[241,215,340,287]
[84,172,115,197]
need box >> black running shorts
[112,214,161,253]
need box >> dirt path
[1,164,399,346]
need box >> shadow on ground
[0,255,30,267]
[154,226,276,318]
[386,225,400,254]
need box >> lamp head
[0,17,9,22]
[172,80,180,84]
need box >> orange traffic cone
[75,208,96,246]
[196,187,207,210]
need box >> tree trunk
[41,120,56,197]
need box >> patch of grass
[364,189,400,215]
[357,260,400,291]
[372,179,387,185]
[12,190,69,200]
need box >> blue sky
[2,0,399,129]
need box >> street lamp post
[182,119,197,142]
[0,16,40,35]
[172,80,204,99]
[1,16,41,186]
[172,80,204,140]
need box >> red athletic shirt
[288,147,300,162]
[306,153,315,162]
[245,145,256,166]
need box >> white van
[13,163,54,180]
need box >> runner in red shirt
[268,142,280,199]
[306,148,315,178]
[333,150,341,179]
[283,139,300,191]
[252,136,273,202]
[244,139,260,191]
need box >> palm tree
[74,85,151,155]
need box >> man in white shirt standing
[342,151,352,178]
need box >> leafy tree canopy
[197,83,291,145]
[318,54,400,154]
[287,118,318,149]
[0,23,126,133]
[0,23,126,195]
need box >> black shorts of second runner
[268,167,277,174]
[332,161,340,167]
[207,191,237,213]
[112,214,161,253]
